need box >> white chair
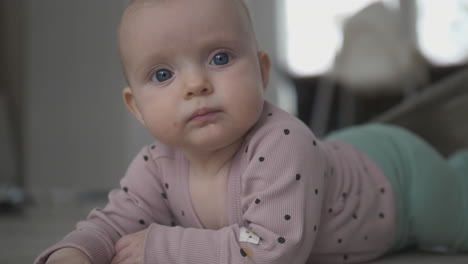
[310,2,429,136]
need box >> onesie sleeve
[34,145,173,264]
[143,121,328,264]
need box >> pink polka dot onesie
[35,101,398,264]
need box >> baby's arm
[45,248,91,264]
[34,145,174,264]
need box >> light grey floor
[1,205,468,264]
[0,205,93,264]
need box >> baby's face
[120,0,270,153]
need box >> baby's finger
[115,236,131,252]
[111,247,132,264]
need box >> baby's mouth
[188,107,222,123]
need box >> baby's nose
[185,87,212,99]
[183,73,214,99]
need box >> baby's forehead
[120,0,255,45]
[124,0,251,21]
[126,0,247,9]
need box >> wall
[0,1,22,187]
[245,0,279,105]
[23,1,130,201]
[247,0,296,114]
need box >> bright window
[416,0,468,65]
[278,0,399,77]
[279,0,468,76]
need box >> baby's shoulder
[248,101,316,143]
[244,102,320,157]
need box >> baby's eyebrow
[134,53,166,75]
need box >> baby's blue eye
[152,69,173,82]
[211,53,230,66]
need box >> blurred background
[1,0,468,263]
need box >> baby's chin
[184,126,247,153]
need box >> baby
[36,0,468,263]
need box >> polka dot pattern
[113,113,396,263]
[363,165,369,173]
[248,126,325,249]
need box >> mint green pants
[327,124,468,253]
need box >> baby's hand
[45,247,91,264]
[111,229,147,264]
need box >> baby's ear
[122,87,146,126]
[258,51,271,90]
